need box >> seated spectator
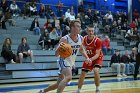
[130,47,137,63]
[69,12,75,21]
[44,19,53,33]
[62,25,70,36]
[39,4,45,18]
[10,0,20,17]
[17,37,34,63]
[38,30,51,50]
[45,5,53,19]
[65,9,70,19]
[30,17,41,35]
[102,35,114,55]
[1,0,8,14]
[29,2,37,16]
[1,38,16,63]
[121,50,135,75]
[5,9,16,26]
[110,49,127,77]
[56,26,62,40]
[125,28,133,41]
[49,27,59,50]
[0,13,7,29]
[23,2,30,18]
[130,20,136,29]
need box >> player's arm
[90,39,102,61]
[79,37,89,60]
[79,45,89,59]
[55,37,67,57]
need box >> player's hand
[85,58,92,66]
[59,42,65,49]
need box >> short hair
[87,24,94,28]
[21,37,27,43]
[86,24,94,31]
[69,19,81,28]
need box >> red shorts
[82,57,103,72]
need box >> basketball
[57,42,72,58]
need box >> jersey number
[72,49,78,55]
[87,50,93,55]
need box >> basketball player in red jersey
[76,25,103,93]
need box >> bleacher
[0,17,134,84]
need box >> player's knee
[65,75,72,82]
[93,67,100,74]
[18,53,23,58]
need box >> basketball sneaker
[95,89,100,93]
[75,90,80,93]
[38,90,44,93]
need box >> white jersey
[57,34,82,72]
[65,34,83,65]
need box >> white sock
[96,87,99,90]
[77,89,81,92]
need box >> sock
[96,87,99,90]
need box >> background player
[76,25,103,93]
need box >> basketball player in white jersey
[38,20,91,93]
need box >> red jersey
[83,35,103,59]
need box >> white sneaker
[31,60,34,63]
[11,59,16,64]
[38,90,44,93]
[75,90,80,93]
[122,74,127,77]
[117,74,122,77]
[95,89,100,93]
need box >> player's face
[87,27,94,37]
[73,22,81,34]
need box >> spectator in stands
[0,13,7,29]
[10,0,20,17]
[38,30,51,50]
[29,1,37,16]
[49,27,59,50]
[39,4,45,18]
[59,15,66,30]
[87,8,93,24]
[130,20,136,29]
[23,2,30,18]
[1,0,8,14]
[30,17,41,35]
[69,12,75,21]
[56,26,62,40]
[56,1,63,17]
[121,50,135,75]
[102,35,114,55]
[65,9,71,19]
[78,1,84,14]
[83,15,90,28]
[130,47,137,63]
[125,28,133,41]
[133,9,139,19]
[45,5,53,19]
[5,9,16,26]
[134,40,140,80]
[138,17,140,32]
[110,49,127,77]
[62,25,70,36]
[17,37,34,63]
[1,38,16,63]
[44,19,53,33]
